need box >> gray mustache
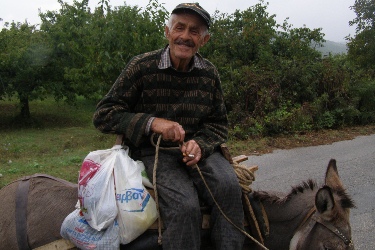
[175,39,195,47]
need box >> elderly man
[93,3,245,249]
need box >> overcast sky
[0,0,357,42]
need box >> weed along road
[245,134,375,250]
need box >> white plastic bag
[60,208,120,250]
[137,160,153,188]
[78,146,120,231]
[114,147,158,244]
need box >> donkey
[123,158,355,250]
[0,159,354,250]
[253,158,355,249]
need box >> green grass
[2,96,374,189]
[0,97,116,188]
[0,96,256,188]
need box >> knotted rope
[232,161,256,194]
[151,134,268,250]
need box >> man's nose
[180,29,191,39]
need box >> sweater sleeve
[93,62,153,147]
[192,68,229,160]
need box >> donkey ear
[325,159,344,191]
[315,186,335,219]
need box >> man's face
[165,13,210,66]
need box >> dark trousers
[136,148,245,250]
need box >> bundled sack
[61,208,119,250]
[78,144,158,244]
[114,146,158,244]
[78,146,119,231]
[138,160,153,188]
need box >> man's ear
[165,26,170,38]
[201,34,211,47]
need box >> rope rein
[152,135,163,245]
[151,134,269,250]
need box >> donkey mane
[253,179,317,204]
[253,179,355,209]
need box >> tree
[346,0,375,124]
[0,22,53,119]
[201,1,326,135]
[39,0,167,100]
[39,0,99,103]
[0,0,168,122]
[84,0,167,96]
[347,0,375,73]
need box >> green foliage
[347,0,375,73]
[345,0,375,123]
[347,29,375,71]
[317,111,336,129]
[0,22,53,119]
[349,79,375,123]
[38,0,168,101]
[201,1,335,136]
[1,0,374,137]
[264,102,314,134]
[349,0,375,33]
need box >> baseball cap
[172,3,211,29]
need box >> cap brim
[172,7,210,28]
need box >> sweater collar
[158,45,206,72]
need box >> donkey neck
[255,180,318,249]
[265,188,316,222]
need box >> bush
[351,79,375,123]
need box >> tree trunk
[20,95,31,120]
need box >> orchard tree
[0,22,53,119]
[39,0,167,100]
[0,0,167,121]
[39,0,98,103]
[85,0,167,96]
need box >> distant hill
[314,40,348,56]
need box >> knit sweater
[93,48,228,159]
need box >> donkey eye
[323,244,333,250]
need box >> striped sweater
[93,48,228,159]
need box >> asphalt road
[244,134,375,250]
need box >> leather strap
[13,174,77,250]
[248,193,270,238]
[8,173,77,188]
[27,173,77,188]
[312,214,353,246]
[292,209,353,248]
[15,177,32,250]
[242,194,264,248]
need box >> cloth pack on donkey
[0,174,78,249]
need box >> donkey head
[290,159,355,250]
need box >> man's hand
[180,140,202,166]
[151,118,185,143]
[150,118,201,166]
